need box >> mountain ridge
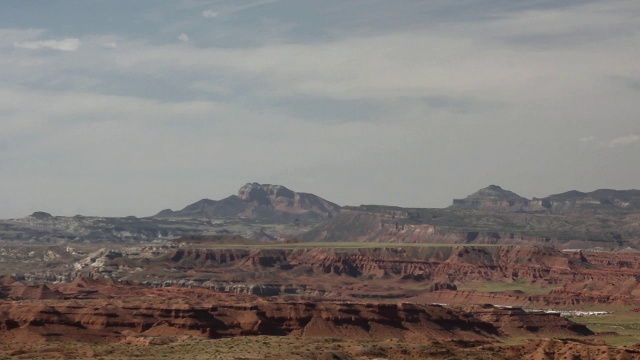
[153,182,341,221]
[451,185,640,213]
[3,183,640,247]
[451,185,530,211]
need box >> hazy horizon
[2,1,639,218]
[5,181,640,219]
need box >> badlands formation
[1,183,640,359]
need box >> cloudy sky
[1,0,639,218]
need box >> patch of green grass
[499,335,538,345]
[458,279,557,295]
[571,309,640,346]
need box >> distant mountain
[0,212,208,243]
[450,185,530,211]
[154,183,340,221]
[450,186,640,214]
[0,183,340,244]
[530,189,640,214]
[302,185,640,247]
[3,184,639,247]
[155,197,246,219]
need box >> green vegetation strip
[570,308,640,347]
[458,280,557,295]
[193,242,510,250]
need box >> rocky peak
[451,185,530,211]
[472,185,527,201]
[531,188,640,213]
[450,186,640,214]
[30,211,54,220]
[237,183,295,204]
[155,183,340,222]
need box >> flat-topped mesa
[450,185,530,211]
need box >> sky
[1,0,639,218]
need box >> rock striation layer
[0,284,590,344]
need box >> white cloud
[14,38,80,51]
[95,0,637,108]
[2,1,640,217]
[0,86,406,217]
[102,41,117,49]
[207,0,279,17]
[609,134,640,147]
[110,27,636,105]
[202,10,218,18]
[0,28,45,45]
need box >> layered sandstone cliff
[0,284,591,344]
